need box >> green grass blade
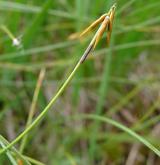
[0,135,31,165]
[0,141,17,165]
[83,114,160,157]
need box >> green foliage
[0,0,160,164]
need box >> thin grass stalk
[19,69,46,153]
[0,22,103,155]
[80,114,160,157]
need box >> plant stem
[0,25,99,155]
[0,135,31,165]
[81,114,160,157]
[19,68,46,153]
[0,24,15,40]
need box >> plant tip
[112,3,117,10]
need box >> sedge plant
[0,3,116,155]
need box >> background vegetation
[0,0,160,164]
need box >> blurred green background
[0,0,160,164]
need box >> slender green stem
[0,24,15,40]
[81,114,160,157]
[0,26,99,155]
[0,60,80,155]
[22,156,45,165]
[0,140,17,165]
[0,135,31,165]
[19,69,46,153]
